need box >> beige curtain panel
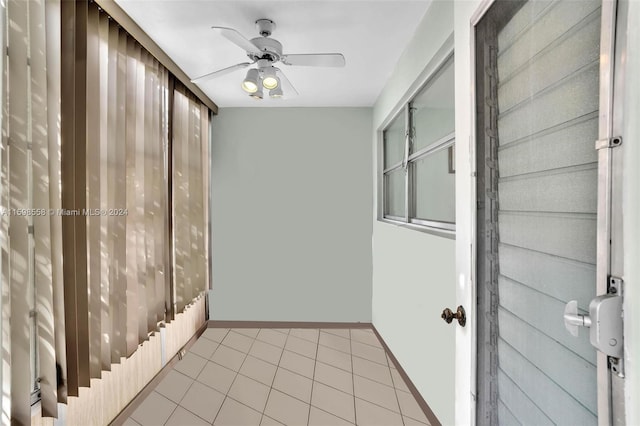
[0,1,212,423]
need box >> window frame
[379,51,456,239]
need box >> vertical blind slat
[60,0,80,397]
[124,36,139,357]
[86,1,102,379]
[134,43,148,343]
[98,11,111,372]
[0,0,9,418]
[143,49,156,333]
[7,0,34,421]
[30,0,58,415]
[111,23,128,362]
[172,88,209,312]
[73,0,91,389]
[194,105,205,293]
[166,74,175,321]
[184,100,193,305]
[44,0,67,405]
[153,58,166,325]
[1,0,10,416]
[172,93,183,312]
[201,104,210,293]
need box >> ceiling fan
[191,19,346,99]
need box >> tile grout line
[162,328,422,425]
[170,349,217,425]
[278,329,389,368]
[167,338,221,423]
[169,392,213,426]
[306,329,320,426]
[309,329,409,422]
[209,336,343,406]
[350,329,357,426]
[318,333,388,364]
[308,370,403,420]
[381,330,406,426]
[350,330,386,350]
[211,328,254,425]
[155,391,179,426]
[321,357,398,390]
[160,329,230,426]
[259,327,291,425]
[319,346,391,375]
[290,329,321,344]
[244,328,413,423]
[201,329,233,425]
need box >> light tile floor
[125,328,432,426]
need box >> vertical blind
[2,0,62,422]
[1,0,213,423]
[82,0,172,377]
[172,86,210,314]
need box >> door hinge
[595,136,623,150]
[563,276,624,377]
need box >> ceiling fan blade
[275,68,299,96]
[281,53,345,67]
[191,62,251,83]
[212,26,262,55]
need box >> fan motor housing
[255,19,276,37]
[249,37,282,62]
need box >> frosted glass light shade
[261,66,279,89]
[242,69,260,93]
[270,87,283,98]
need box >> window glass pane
[412,146,455,223]
[383,112,405,169]
[384,169,405,218]
[411,58,455,152]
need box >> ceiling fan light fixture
[249,84,264,100]
[263,76,278,90]
[202,19,343,99]
[261,66,279,90]
[269,86,283,98]
[242,68,260,93]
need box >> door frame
[459,0,625,424]
[597,0,625,423]
[453,1,495,425]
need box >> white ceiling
[115,0,433,108]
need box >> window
[381,56,456,235]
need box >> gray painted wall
[210,107,373,322]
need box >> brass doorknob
[441,305,466,327]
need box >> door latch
[563,277,623,362]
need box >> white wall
[210,107,373,322]
[371,2,456,425]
